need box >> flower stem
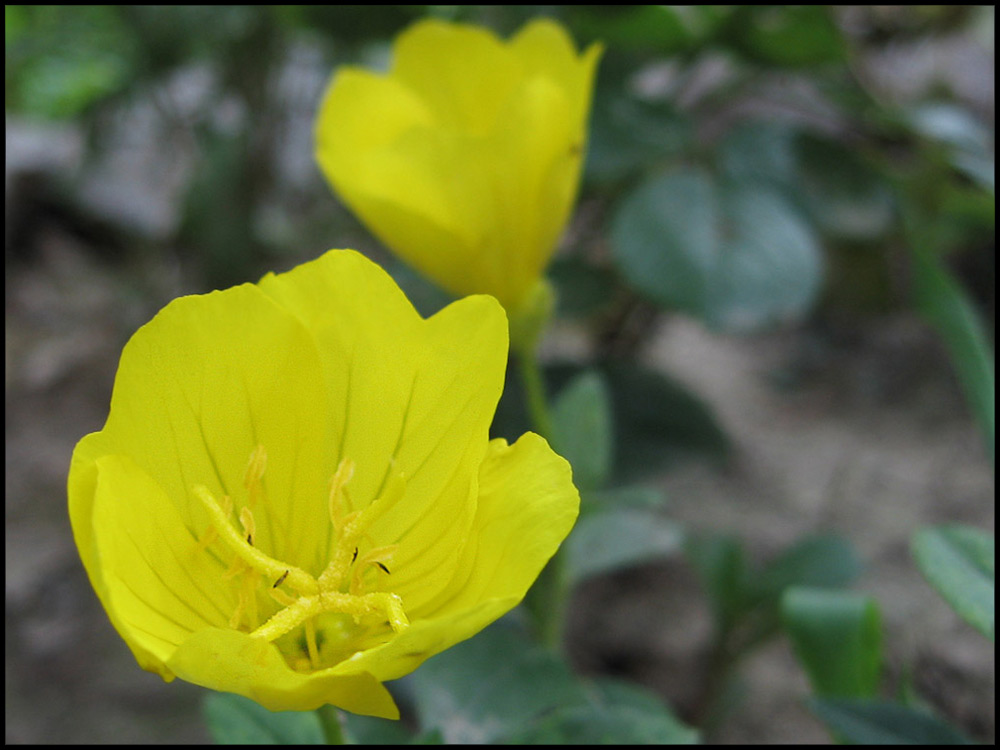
[516,347,566,652]
[316,705,345,744]
[517,349,554,442]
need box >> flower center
[192,445,409,671]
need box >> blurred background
[5,5,994,743]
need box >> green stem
[517,349,554,442]
[516,347,566,651]
[524,548,568,651]
[316,705,345,744]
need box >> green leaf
[585,93,691,184]
[569,6,696,55]
[6,6,137,119]
[566,508,683,585]
[549,256,617,319]
[912,525,995,641]
[583,484,667,513]
[201,693,324,745]
[600,361,730,481]
[504,678,699,744]
[727,6,845,67]
[781,587,882,699]
[795,134,895,241]
[340,712,417,745]
[686,534,749,630]
[409,620,586,744]
[552,370,614,492]
[493,361,728,482]
[719,121,798,189]
[611,168,822,331]
[807,697,973,745]
[753,535,863,605]
[910,244,995,463]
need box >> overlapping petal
[68,249,580,717]
[315,19,602,316]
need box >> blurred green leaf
[782,587,882,699]
[569,6,697,55]
[566,507,684,586]
[687,534,748,630]
[726,6,845,67]
[294,5,424,49]
[807,697,973,745]
[586,93,691,184]
[719,121,798,189]
[611,167,823,331]
[795,134,896,241]
[341,711,417,745]
[201,693,324,745]
[912,525,994,641]
[5,5,27,44]
[549,256,618,319]
[504,678,699,744]
[6,6,137,119]
[752,535,863,605]
[552,370,614,492]
[601,361,730,481]
[584,484,667,513]
[493,361,728,481]
[410,620,586,744]
[910,243,995,463]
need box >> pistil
[193,447,410,670]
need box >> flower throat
[192,445,408,671]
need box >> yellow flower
[315,19,601,341]
[67,249,579,718]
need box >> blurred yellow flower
[68,249,579,718]
[315,19,601,340]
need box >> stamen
[196,454,411,669]
[196,494,233,551]
[250,590,409,643]
[328,458,355,530]
[349,545,398,595]
[193,485,316,595]
[239,506,257,547]
[304,619,320,669]
[319,471,407,590]
[270,587,296,607]
[244,445,267,508]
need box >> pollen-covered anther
[191,484,315,596]
[195,452,411,666]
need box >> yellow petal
[328,597,517,683]
[420,432,580,616]
[167,627,399,718]
[89,454,232,676]
[510,19,603,127]
[392,20,520,134]
[365,293,508,611]
[315,69,462,241]
[89,284,332,574]
[314,19,601,311]
[259,250,509,611]
[335,432,578,682]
